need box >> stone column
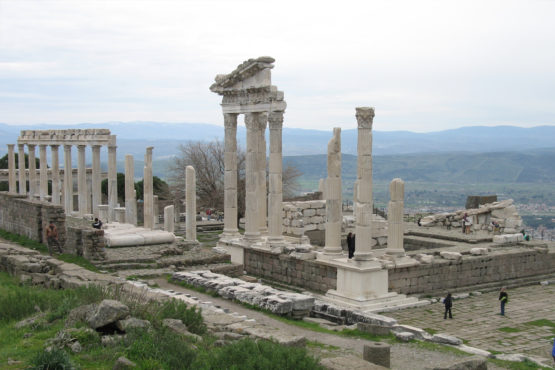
[257,118,268,233]
[51,145,60,205]
[268,111,284,245]
[323,128,343,256]
[28,144,37,199]
[222,113,240,238]
[91,145,101,217]
[153,195,159,226]
[7,144,16,193]
[387,178,405,254]
[39,145,48,201]
[77,145,88,215]
[244,112,266,241]
[125,154,137,225]
[354,107,375,261]
[108,144,118,222]
[143,147,154,229]
[186,165,197,241]
[98,204,109,223]
[18,143,26,195]
[164,205,175,233]
[63,145,73,214]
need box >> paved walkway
[388,283,555,361]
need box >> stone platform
[103,223,175,247]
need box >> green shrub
[29,348,77,370]
[192,338,323,370]
[147,299,206,335]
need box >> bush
[145,299,206,335]
[30,348,77,370]
[191,338,323,370]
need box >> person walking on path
[347,232,355,259]
[45,221,62,255]
[552,337,555,364]
[499,287,508,316]
[443,292,453,319]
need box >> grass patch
[168,276,221,298]
[488,358,553,370]
[498,326,522,333]
[524,319,555,328]
[412,341,470,357]
[57,253,101,273]
[424,328,438,335]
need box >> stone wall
[389,247,555,295]
[282,200,326,237]
[244,248,337,293]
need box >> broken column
[125,154,137,225]
[77,145,88,216]
[143,146,154,229]
[28,144,37,199]
[7,144,16,193]
[18,143,26,195]
[63,145,73,214]
[387,178,405,254]
[98,204,109,223]
[186,165,197,241]
[222,113,240,239]
[51,145,60,205]
[268,111,285,246]
[108,142,118,222]
[354,107,375,261]
[164,205,175,233]
[91,145,101,217]
[323,128,343,257]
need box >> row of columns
[222,110,284,245]
[8,143,117,219]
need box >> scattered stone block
[431,355,487,370]
[394,331,415,342]
[392,324,431,340]
[440,251,462,261]
[431,333,462,345]
[87,300,130,329]
[116,317,151,332]
[357,322,391,336]
[416,254,434,264]
[363,342,390,368]
[470,248,488,255]
[113,356,137,369]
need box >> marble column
[39,145,48,201]
[354,107,375,261]
[186,165,197,241]
[387,178,405,254]
[18,143,26,195]
[153,195,159,225]
[244,112,266,241]
[268,111,284,244]
[257,118,268,233]
[77,145,88,215]
[91,145,101,217]
[125,154,137,225]
[28,144,37,199]
[98,204,109,223]
[108,144,117,222]
[63,145,73,214]
[51,145,60,205]
[164,205,175,233]
[143,147,154,229]
[323,128,343,256]
[222,113,240,238]
[7,144,16,193]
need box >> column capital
[223,113,238,129]
[91,144,101,149]
[27,143,36,149]
[64,144,72,151]
[355,107,375,129]
[244,111,268,131]
[268,111,284,129]
[77,144,87,150]
[7,143,15,149]
[50,144,59,150]
[39,144,47,148]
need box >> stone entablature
[18,129,116,147]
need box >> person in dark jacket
[347,232,355,259]
[443,292,453,319]
[499,287,508,316]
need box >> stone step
[369,299,431,313]
[406,230,492,243]
[97,262,157,270]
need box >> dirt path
[155,278,505,370]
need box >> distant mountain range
[1,122,554,160]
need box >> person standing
[443,292,453,319]
[499,287,508,316]
[347,232,355,259]
[45,221,62,255]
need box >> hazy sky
[1,0,554,132]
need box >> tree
[168,139,302,219]
[0,153,42,192]
[101,173,170,203]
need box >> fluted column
[222,113,240,238]
[125,154,137,225]
[63,145,73,214]
[257,119,268,233]
[323,128,343,256]
[18,143,26,195]
[244,112,266,241]
[51,145,60,205]
[354,107,375,261]
[7,144,16,193]
[268,111,284,244]
[28,144,37,199]
[186,165,197,241]
[91,145,101,217]
[387,178,405,254]
[143,146,154,229]
[108,144,117,222]
[38,145,48,201]
[77,145,87,215]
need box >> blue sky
[1,0,554,132]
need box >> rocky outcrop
[87,300,130,329]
